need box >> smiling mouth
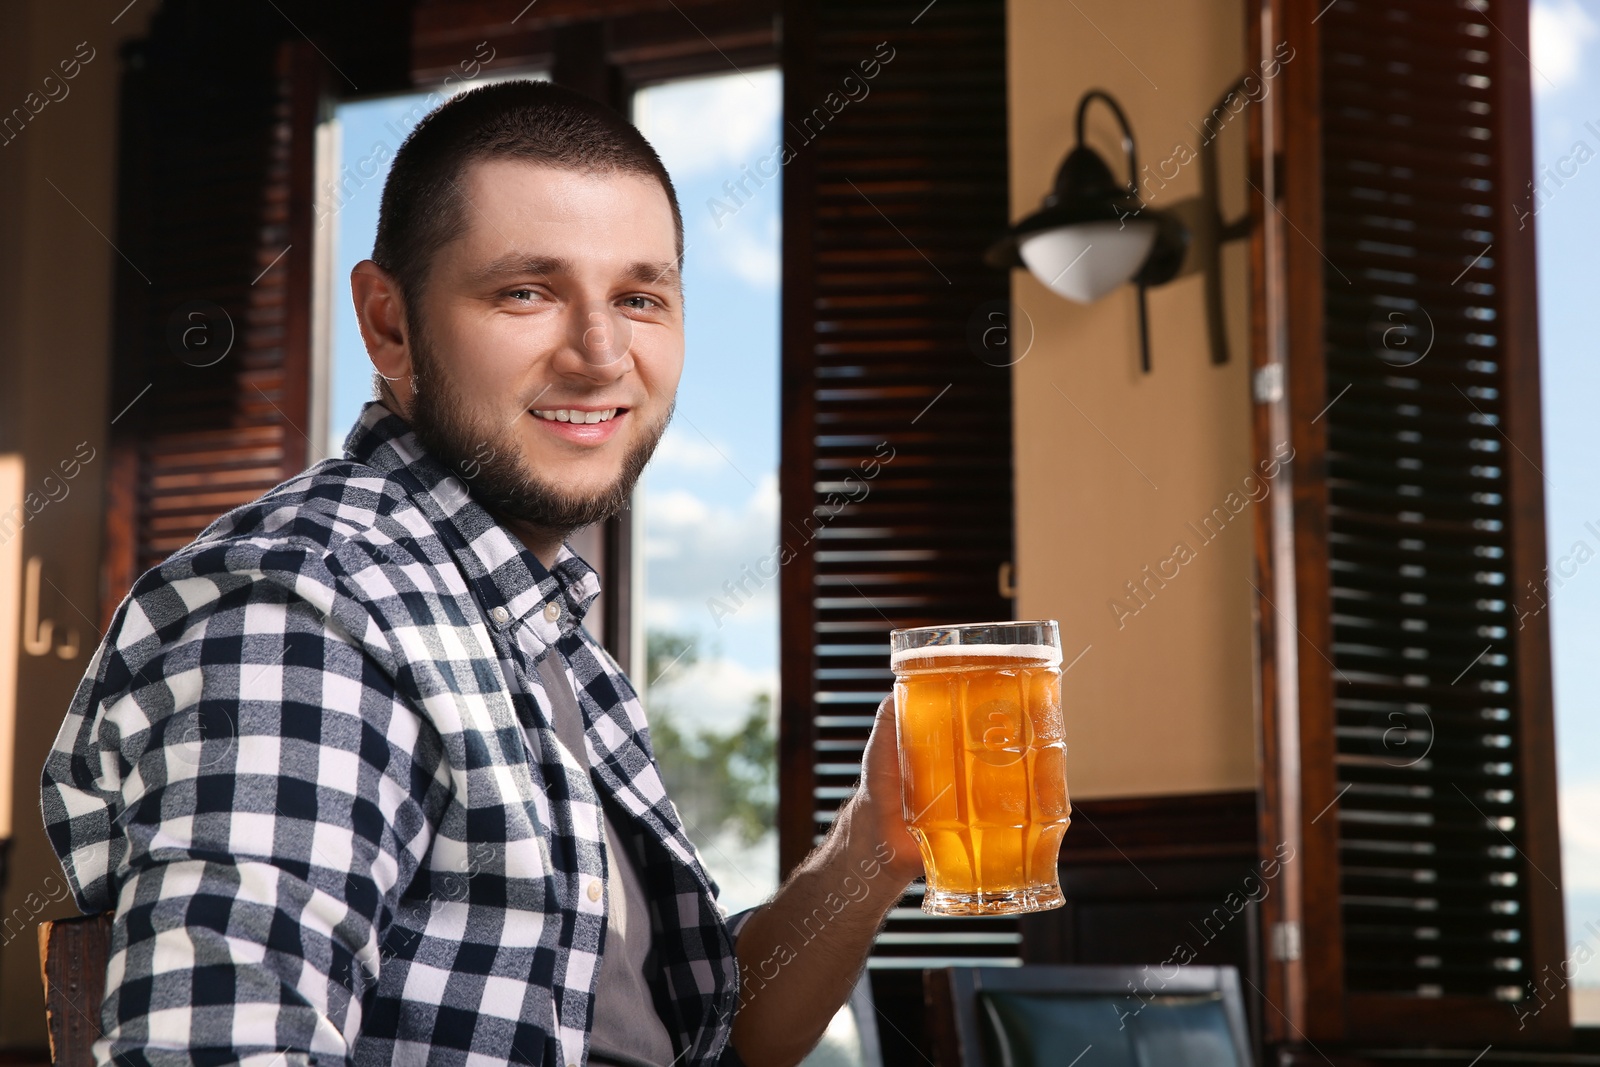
[532,407,622,424]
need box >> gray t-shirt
[535,654,676,1067]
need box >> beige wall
[1008,0,1261,799]
[0,0,157,1047]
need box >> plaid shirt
[41,401,747,1067]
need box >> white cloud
[633,69,783,290]
[691,826,778,913]
[640,471,781,632]
[648,653,776,735]
[712,212,781,290]
[644,487,711,529]
[1562,781,1600,890]
[1532,0,1598,92]
[633,69,782,181]
[649,429,730,473]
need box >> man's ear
[351,259,416,413]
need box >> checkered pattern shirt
[41,401,748,1067]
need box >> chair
[37,911,112,1067]
[924,964,1252,1067]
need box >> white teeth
[533,408,618,424]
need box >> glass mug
[890,620,1070,915]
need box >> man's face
[398,160,684,534]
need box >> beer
[891,622,1069,915]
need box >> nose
[552,301,635,384]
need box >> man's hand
[728,694,924,1066]
[844,695,924,886]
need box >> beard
[403,328,670,539]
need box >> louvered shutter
[1257,0,1564,1046]
[102,29,324,624]
[776,0,1015,1047]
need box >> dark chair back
[37,911,113,1067]
[925,964,1252,1067]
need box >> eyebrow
[625,258,684,291]
[466,252,683,292]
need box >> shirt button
[544,601,562,622]
[587,879,602,902]
[489,606,510,625]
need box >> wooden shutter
[102,24,326,625]
[777,0,1013,1052]
[1256,0,1564,1047]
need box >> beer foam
[891,642,1062,669]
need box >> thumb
[863,695,899,781]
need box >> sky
[629,68,783,730]
[629,71,784,910]
[1530,0,1600,988]
[324,69,785,909]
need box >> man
[41,80,921,1067]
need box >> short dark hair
[371,79,683,333]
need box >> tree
[644,629,776,848]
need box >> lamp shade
[1018,219,1158,303]
[985,102,1189,301]
[984,88,1193,372]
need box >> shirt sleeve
[40,552,447,1067]
[723,906,760,945]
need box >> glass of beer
[891,620,1069,916]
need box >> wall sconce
[987,83,1251,373]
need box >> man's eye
[506,288,543,302]
[621,295,660,311]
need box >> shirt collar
[341,400,602,648]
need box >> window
[318,74,547,459]
[321,91,429,459]
[1530,0,1600,1027]
[631,69,784,914]
[313,68,786,914]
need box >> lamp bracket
[1196,73,1256,366]
[1075,88,1139,193]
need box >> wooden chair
[924,964,1253,1067]
[37,912,112,1067]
